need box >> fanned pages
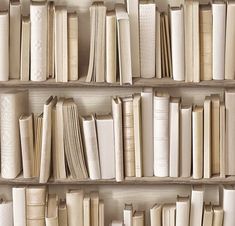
[30,1,47,81]
[46,194,59,226]
[176,196,190,226]
[1,90,28,179]
[150,204,161,226]
[0,200,13,226]
[123,204,133,226]
[13,187,26,226]
[223,186,235,226]
[58,200,67,226]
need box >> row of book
[2,186,235,226]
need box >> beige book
[58,200,67,226]
[91,192,99,226]
[19,114,35,178]
[176,196,190,226]
[13,187,26,226]
[203,204,213,226]
[156,10,161,78]
[212,206,223,226]
[55,7,68,82]
[106,11,116,83]
[160,15,166,77]
[150,204,161,226]
[26,186,46,205]
[10,0,21,79]
[220,103,226,178]
[46,194,59,226]
[66,190,84,226]
[199,4,212,81]
[20,16,30,81]
[162,204,176,226]
[211,94,220,175]
[1,90,28,179]
[133,211,145,226]
[0,200,13,226]
[99,201,104,226]
[123,204,133,226]
[110,221,124,226]
[84,194,91,226]
[192,106,203,179]
[204,97,212,178]
[223,186,235,226]
[68,12,78,81]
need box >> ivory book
[46,194,59,226]
[83,194,90,226]
[13,187,26,226]
[99,201,104,226]
[156,10,161,78]
[123,204,133,226]
[162,204,176,226]
[176,196,190,226]
[223,186,235,226]
[0,200,13,226]
[213,206,223,226]
[133,211,145,226]
[203,205,213,226]
[220,103,226,178]
[150,204,161,226]
[110,221,124,226]
[91,192,99,226]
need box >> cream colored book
[213,206,223,226]
[66,190,84,226]
[133,211,144,226]
[91,192,99,226]
[13,187,26,226]
[0,200,13,226]
[223,186,235,226]
[84,194,90,226]
[19,114,35,178]
[150,204,161,226]
[162,204,176,226]
[126,0,140,77]
[46,194,59,226]
[82,115,101,180]
[39,96,57,183]
[110,221,124,226]
[156,10,161,78]
[55,7,68,82]
[204,97,212,179]
[30,1,47,81]
[58,200,67,226]
[1,90,28,179]
[220,103,226,178]
[211,94,220,175]
[192,106,203,179]
[99,201,104,226]
[123,204,133,226]
[0,10,9,81]
[116,4,132,85]
[112,97,124,181]
[106,11,116,83]
[203,204,213,226]
[176,196,190,226]
[68,12,78,81]
[20,16,30,81]
[169,97,180,177]
[180,105,192,177]
[10,0,21,79]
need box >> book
[30,1,47,81]
[58,200,67,226]
[169,97,180,177]
[139,3,156,78]
[192,106,203,179]
[156,10,161,78]
[19,114,35,178]
[91,192,99,226]
[176,196,190,226]
[68,12,78,81]
[154,92,170,177]
[220,103,226,178]
[133,211,145,226]
[223,186,235,226]
[13,187,26,226]
[55,6,68,83]
[162,204,176,226]
[180,105,192,177]
[123,204,133,226]
[99,201,104,226]
[10,0,21,79]
[1,90,28,179]
[213,206,223,226]
[0,200,13,226]
[110,221,124,226]
[66,190,84,226]
[150,204,161,226]
[46,194,59,226]
[116,4,132,85]
[20,16,30,81]
[212,1,226,80]
[170,6,185,81]
[0,10,9,81]
[106,11,116,83]
[203,204,213,226]
[96,114,115,179]
[84,194,90,226]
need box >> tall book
[46,194,59,226]
[213,206,223,226]
[133,211,144,226]
[58,200,67,226]
[223,186,235,226]
[154,92,170,177]
[170,6,185,81]
[156,10,161,78]
[1,90,28,179]
[162,204,176,226]
[203,204,213,226]
[13,187,26,226]
[150,204,161,226]
[220,103,226,178]
[139,3,156,78]
[30,1,47,81]
[212,1,226,80]
[176,196,190,226]
[126,0,140,77]
[0,200,13,226]
[123,204,133,226]
[10,0,21,79]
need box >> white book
[180,106,192,177]
[141,89,153,177]
[223,186,235,226]
[170,6,185,81]
[139,3,156,78]
[169,97,180,177]
[126,0,140,77]
[82,115,101,180]
[190,186,204,226]
[176,196,190,226]
[10,0,21,79]
[99,201,104,226]
[0,10,9,81]
[96,115,115,179]
[150,204,161,226]
[220,103,226,178]
[110,221,124,226]
[156,10,161,78]
[83,194,90,226]
[0,201,13,226]
[162,204,176,226]
[154,93,170,177]
[203,205,213,226]
[212,2,226,80]
[123,204,133,226]
[13,187,26,226]
[30,1,47,81]
[213,206,223,226]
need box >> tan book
[133,211,145,226]
[84,194,90,226]
[160,15,166,77]
[203,204,213,226]
[91,192,99,226]
[58,200,67,226]
[220,103,226,178]
[212,206,223,226]
[150,204,161,226]
[46,194,59,226]
[156,10,161,78]
[99,201,104,226]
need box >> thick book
[83,194,90,226]
[46,194,59,226]
[154,92,170,177]
[30,1,47,81]
[58,200,67,226]
[176,196,190,226]
[203,205,213,226]
[133,211,145,226]
[162,204,176,226]
[1,90,28,179]
[150,204,161,226]
[223,186,235,226]
[213,206,223,226]
[13,187,26,226]
[91,192,99,226]
[123,204,133,226]
[0,200,13,226]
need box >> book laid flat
[83,194,90,226]
[0,200,13,226]
[223,186,235,226]
[212,1,226,80]
[82,115,101,180]
[19,114,35,178]
[1,90,28,179]
[106,11,116,83]
[203,205,213,226]
[156,10,161,78]
[68,12,78,81]
[116,4,132,85]
[91,191,99,226]
[220,103,226,178]
[162,204,176,226]
[213,206,223,226]
[46,194,58,226]
[30,1,47,81]
[176,196,190,226]
[170,6,185,81]
[96,114,115,179]
[123,204,133,226]
[139,3,156,78]
[154,92,170,177]
[13,187,26,226]
[58,200,67,226]
[0,10,9,81]
[112,97,124,182]
[133,211,145,226]
[55,6,68,83]
[20,16,30,81]
[10,0,21,79]
[150,204,161,226]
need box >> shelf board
[1,176,235,185]
[0,77,235,88]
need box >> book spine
[176,201,190,226]
[123,209,133,226]
[13,187,26,226]
[150,207,161,226]
[220,103,226,178]
[223,187,235,226]
[156,11,161,79]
